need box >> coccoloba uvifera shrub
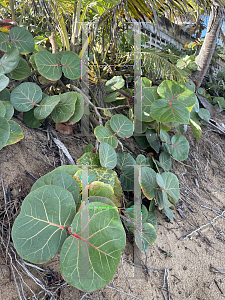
[11,165,126,292]
[0,26,84,129]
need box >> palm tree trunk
[191,2,223,90]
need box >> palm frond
[141,48,188,84]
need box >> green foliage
[0,99,24,150]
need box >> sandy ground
[0,115,225,300]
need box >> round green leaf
[99,142,117,169]
[35,51,62,81]
[159,152,172,171]
[134,134,149,149]
[4,120,24,146]
[0,48,19,74]
[0,101,6,117]
[105,76,125,92]
[146,211,157,228]
[136,154,146,166]
[0,116,10,150]
[151,80,196,124]
[31,169,80,205]
[0,88,10,101]
[69,93,84,123]
[0,74,9,91]
[23,107,43,128]
[83,144,94,154]
[139,167,158,200]
[198,108,210,121]
[135,87,159,122]
[170,134,189,161]
[135,77,152,89]
[55,165,80,176]
[55,51,71,61]
[9,27,34,54]
[0,32,11,52]
[146,129,160,153]
[61,52,81,80]
[94,126,118,148]
[51,92,76,123]
[120,167,134,191]
[135,222,157,252]
[7,57,31,80]
[75,168,117,188]
[12,185,76,263]
[116,152,135,171]
[161,172,180,203]
[77,153,100,168]
[10,82,42,112]
[60,202,126,292]
[2,101,14,120]
[110,114,133,138]
[134,117,148,133]
[34,95,60,119]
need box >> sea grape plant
[11,164,127,292]
[0,26,84,129]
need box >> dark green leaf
[146,129,160,153]
[10,82,42,112]
[61,52,81,80]
[51,92,76,123]
[99,142,117,169]
[12,185,76,263]
[0,48,19,74]
[35,51,62,81]
[9,27,34,54]
[7,57,31,80]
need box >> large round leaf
[160,172,180,203]
[4,120,24,146]
[120,167,134,192]
[146,128,160,153]
[135,77,152,89]
[34,95,60,119]
[2,101,14,120]
[51,92,76,123]
[135,87,159,122]
[139,167,158,200]
[134,134,149,149]
[10,82,42,112]
[31,169,80,205]
[23,107,43,128]
[105,76,125,92]
[0,88,10,101]
[61,52,81,80]
[170,134,189,161]
[12,185,76,263]
[0,116,10,150]
[159,151,172,171]
[69,93,84,123]
[7,57,31,80]
[0,101,6,117]
[0,74,9,91]
[116,152,135,171]
[55,165,80,176]
[151,80,196,124]
[0,48,19,74]
[198,108,210,121]
[60,202,126,292]
[99,142,117,169]
[0,32,11,52]
[110,114,133,138]
[35,51,62,81]
[75,168,117,188]
[94,126,118,148]
[9,27,34,54]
